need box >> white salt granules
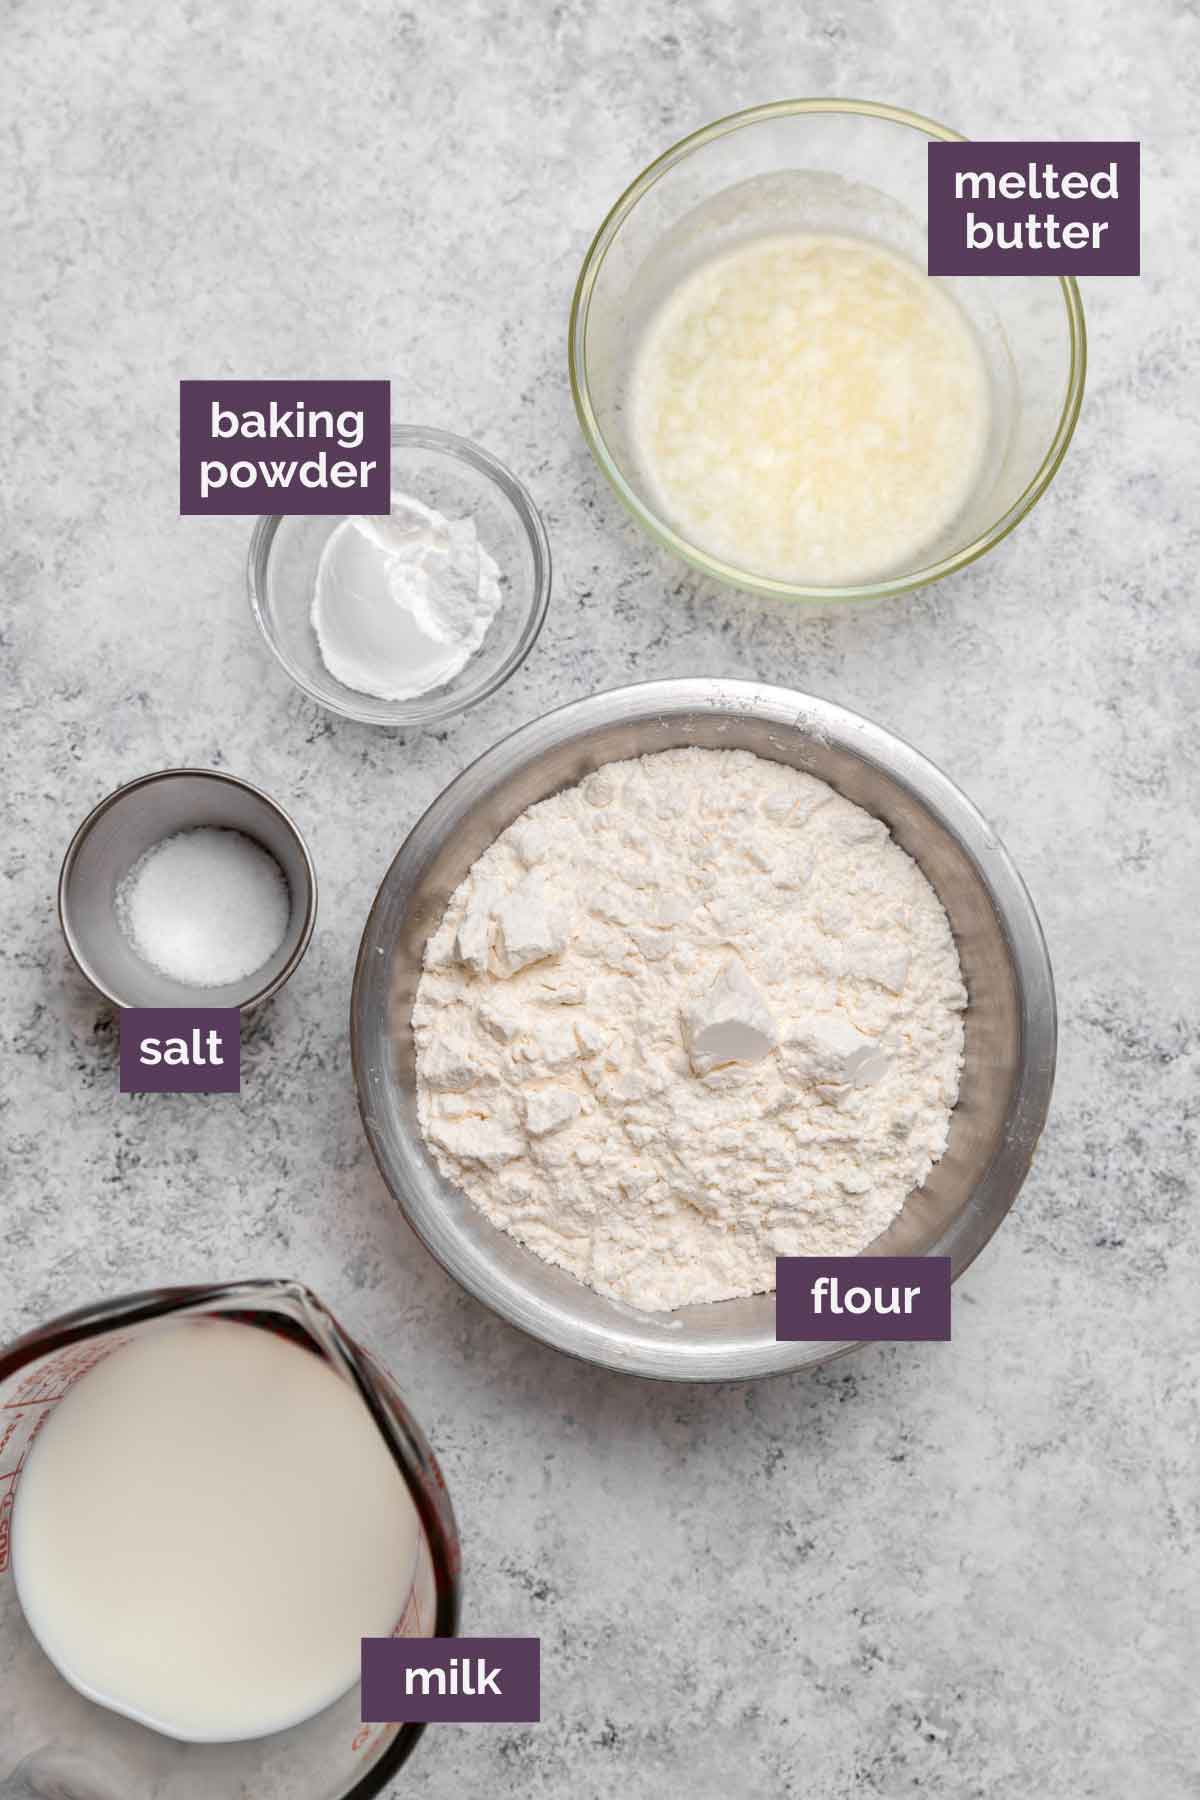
[116,828,290,987]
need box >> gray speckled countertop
[3,3,1197,1795]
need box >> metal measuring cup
[0,1281,460,1799]
[58,770,317,1012]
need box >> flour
[413,748,966,1313]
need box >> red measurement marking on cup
[0,1339,131,1571]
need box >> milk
[11,1319,421,1743]
[630,232,991,586]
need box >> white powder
[311,493,502,701]
[413,748,967,1313]
[117,828,290,987]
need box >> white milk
[630,233,991,586]
[11,1319,421,1743]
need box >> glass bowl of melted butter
[569,98,1086,603]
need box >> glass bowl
[248,427,551,728]
[569,98,1087,603]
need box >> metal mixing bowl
[351,680,1055,1380]
[59,769,317,1011]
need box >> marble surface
[3,2,1197,1794]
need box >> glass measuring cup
[0,1281,460,1799]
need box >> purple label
[361,1638,540,1724]
[928,141,1139,275]
[119,1009,241,1094]
[776,1257,951,1341]
[179,380,391,515]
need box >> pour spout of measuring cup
[0,1749,129,1800]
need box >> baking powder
[311,493,501,701]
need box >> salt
[116,828,290,988]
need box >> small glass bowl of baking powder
[248,426,552,729]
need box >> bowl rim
[246,424,553,728]
[58,766,318,1011]
[568,96,1088,603]
[351,678,1058,1380]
